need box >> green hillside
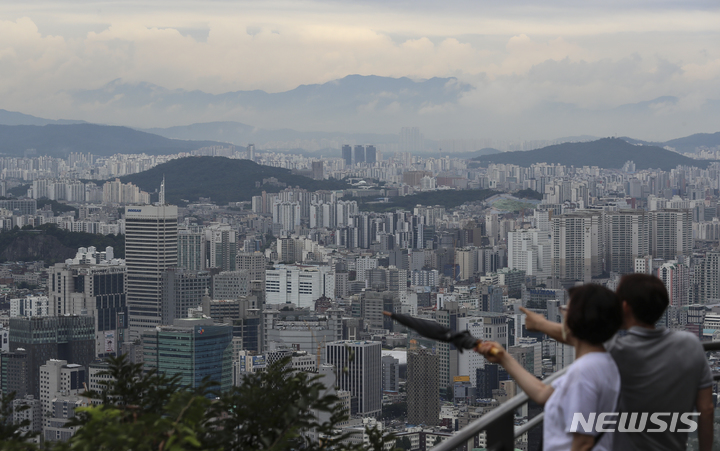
[474,138,711,171]
[118,156,349,204]
[0,224,124,264]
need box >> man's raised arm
[519,307,569,344]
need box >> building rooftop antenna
[159,175,166,205]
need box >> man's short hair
[615,274,669,325]
[566,284,623,345]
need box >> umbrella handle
[474,340,500,356]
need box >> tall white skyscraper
[126,203,178,339]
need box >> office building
[177,228,205,271]
[365,145,377,165]
[406,348,440,426]
[10,296,49,318]
[236,251,267,283]
[342,145,352,166]
[0,349,29,397]
[265,264,335,308]
[264,307,341,360]
[247,143,255,161]
[142,318,233,394]
[354,145,365,164]
[9,316,94,397]
[213,270,250,300]
[125,203,178,339]
[205,223,237,271]
[161,268,212,325]
[381,355,400,392]
[326,341,381,417]
[39,360,86,414]
[49,250,127,357]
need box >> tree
[50,354,399,451]
[0,391,40,450]
[395,436,412,450]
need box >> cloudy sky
[1,1,719,141]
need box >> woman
[477,284,623,451]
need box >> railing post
[485,408,515,451]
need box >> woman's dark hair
[566,284,623,345]
[615,274,669,325]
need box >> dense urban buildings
[2,142,720,448]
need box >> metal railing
[430,341,720,451]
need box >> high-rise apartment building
[650,209,692,260]
[125,203,178,339]
[657,261,690,309]
[691,252,720,304]
[247,143,255,161]
[606,211,650,274]
[406,348,439,426]
[507,228,551,279]
[326,341,381,417]
[552,211,604,283]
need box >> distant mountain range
[118,157,349,204]
[1,104,720,159]
[0,123,226,157]
[474,138,712,171]
[71,74,471,135]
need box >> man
[520,274,713,451]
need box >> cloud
[0,1,717,141]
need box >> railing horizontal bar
[514,412,544,437]
[431,341,720,451]
[431,367,567,451]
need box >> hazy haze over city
[1,1,720,140]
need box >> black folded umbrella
[383,311,497,354]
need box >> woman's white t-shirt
[543,351,621,451]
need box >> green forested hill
[119,156,349,204]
